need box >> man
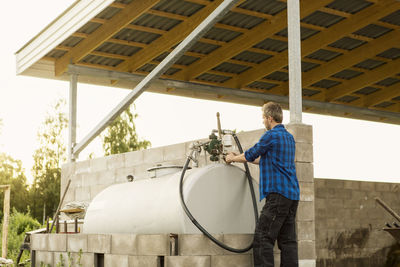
[225,102,300,267]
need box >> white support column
[68,74,78,162]
[287,0,303,124]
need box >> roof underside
[17,0,400,123]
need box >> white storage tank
[83,163,262,234]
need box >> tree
[0,153,29,215]
[102,106,151,156]
[30,99,68,221]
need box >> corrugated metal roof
[275,27,319,41]
[189,42,220,55]
[302,11,345,28]
[380,10,400,26]
[392,96,400,101]
[113,28,161,44]
[354,59,386,70]
[95,42,142,57]
[353,24,393,39]
[354,86,381,95]
[336,95,360,103]
[312,79,341,89]
[329,37,366,51]
[375,77,400,86]
[81,55,123,67]
[196,73,231,83]
[326,0,373,14]
[232,50,272,64]
[264,71,288,82]
[302,88,320,97]
[213,62,250,74]
[59,36,83,48]
[77,22,102,35]
[374,101,395,108]
[45,50,67,59]
[332,69,364,80]
[301,61,320,72]
[306,49,342,62]
[247,81,278,90]
[238,0,286,16]
[151,0,204,17]
[253,38,287,52]
[377,48,400,59]
[203,28,242,42]
[95,7,121,20]
[219,11,265,29]
[132,14,182,31]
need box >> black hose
[179,134,258,253]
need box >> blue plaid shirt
[244,124,300,201]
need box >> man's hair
[262,102,283,123]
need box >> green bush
[0,208,41,265]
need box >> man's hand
[225,152,238,164]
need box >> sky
[0,1,399,184]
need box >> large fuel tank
[83,163,262,234]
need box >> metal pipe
[375,197,400,223]
[68,74,77,162]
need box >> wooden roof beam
[55,0,158,76]
[115,0,227,73]
[326,59,400,102]
[227,0,400,89]
[273,29,400,94]
[170,0,331,82]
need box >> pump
[179,113,259,253]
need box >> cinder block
[375,183,391,192]
[61,162,76,179]
[360,182,375,191]
[178,234,224,256]
[343,180,360,190]
[295,143,313,163]
[75,160,91,174]
[35,251,54,266]
[222,234,253,255]
[75,187,91,202]
[129,256,160,267]
[296,163,314,183]
[298,240,316,260]
[111,234,138,255]
[163,143,186,161]
[68,234,88,252]
[166,256,210,267]
[299,182,314,202]
[297,221,315,241]
[90,157,107,172]
[211,255,252,267]
[143,147,164,164]
[115,167,136,183]
[96,170,116,185]
[31,234,48,251]
[88,234,111,253]
[71,252,95,267]
[137,234,169,256]
[325,179,344,189]
[286,123,313,144]
[297,201,315,222]
[107,153,126,170]
[105,254,129,267]
[299,259,316,267]
[125,150,144,167]
[48,234,67,251]
[54,252,68,266]
[90,184,109,199]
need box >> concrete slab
[67,234,88,252]
[137,234,169,256]
[166,256,210,267]
[111,234,138,255]
[88,234,111,253]
[211,255,252,267]
[129,256,160,267]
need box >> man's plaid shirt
[244,124,300,201]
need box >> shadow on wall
[318,226,397,267]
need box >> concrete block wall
[315,178,400,267]
[30,233,255,267]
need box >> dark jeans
[253,193,299,267]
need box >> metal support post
[287,0,303,123]
[68,74,77,162]
[1,185,10,258]
[71,0,240,157]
